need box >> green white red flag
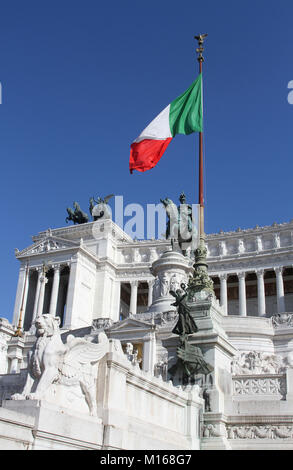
[129,74,203,173]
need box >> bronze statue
[170,284,198,337]
[160,192,195,256]
[66,202,89,225]
[194,33,208,45]
[169,283,213,384]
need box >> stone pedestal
[1,399,104,450]
[164,290,236,450]
[148,250,193,314]
[7,337,25,374]
[189,293,236,449]
[187,292,237,411]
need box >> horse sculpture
[160,194,197,256]
[66,202,89,225]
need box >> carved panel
[231,351,286,375]
[272,313,293,328]
[233,375,286,399]
[227,425,293,440]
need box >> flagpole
[188,34,214,296]
[195,33,207,239]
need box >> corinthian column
[147,280,154,307]
[49,265,61,316]
[274,267,285,313]
[12,265,29,327]
[32,268,42,323]
[238,272,247,316]
[219,273,228,315]
[130,281,138,315]
[256,269,266,316]
[37,270,48,316]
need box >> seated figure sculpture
[11,314,109,416]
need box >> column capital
[255,269,265,277]
[51,264,61,271]
[147,279,155,286]
[69,255,79,265]
[19,263,29,272]
[35,266,45,273]
[130,280,139,287]
[274,266,283,275]
[237,271,246,280]
[219,273,228,281]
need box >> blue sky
[0,0,292,321]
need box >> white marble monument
[2,217,293,449]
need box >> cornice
[34,220,133,243]
[16,244,100,267]
[208,249,293,273]
[206,220,293,240]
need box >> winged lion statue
[11,314,109,416]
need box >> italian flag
[129,74,203,173]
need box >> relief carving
[227,425,293,440]
[272,313,293,328]
[202,424,224,438]
[125,343,141,366]
[231,351,286,375]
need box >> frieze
[135,310,178,328]
[231,351,286,375]
[208,253,293,275]
[91,318,114,331]
[117,270,153,280]
[152,272,188,303]
[226,424,293,440]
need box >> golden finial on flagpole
[194,33,208,63]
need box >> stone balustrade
[206,225,293,259]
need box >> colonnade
[215,267,288,317]
[128,280,154,315]
[15,264,69,331]
[15,262,291,330]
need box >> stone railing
[206,226,293,259]
[232,374,286,399]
